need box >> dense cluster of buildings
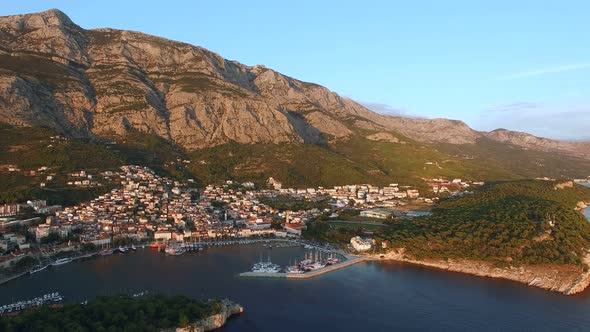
[426,178,484,195]
[0,163,490,270]
[261,183,421,208]
[0,200,61,217]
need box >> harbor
[0,292,63,316]
[239,241,368,279]
[239,255,368,279]
[3,241,590,331]
[0,238,316,285]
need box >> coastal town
[0,163,487,280]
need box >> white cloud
[357,101,411,116]
[499,62,590,80]
[478,104,590,141]
[486,102,540,113]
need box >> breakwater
[239,256,367,279]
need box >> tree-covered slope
[2,121,588,206]
[380,181,590,265]
[0,295,224,331]
[437,138,590,179]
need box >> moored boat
[165,245,186,256]
[251,256,281,273]
[51,258,72,266]
[99,248,114,256]
[29,264,49,274]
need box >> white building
[350,236,373,252]
[360,208,392,219]
[154,230,172,241]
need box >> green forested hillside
[0,295,222,331]
[379,181,590,265]
[2,123,590,205]
[437,138,590,179]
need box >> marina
[0,238,348,286]
[0,292,63,316]
[240,256,368,279]
[240,242,363,278]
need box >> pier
[239,256,368,279]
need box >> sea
[1,183,589,331]
[2,242,590,331]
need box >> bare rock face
[368,115,481,145]
[379,250,590,295]
[485,129,590,159]
[0,9,363,150]
[0,9,588,158]
[0,8,89,64]
[173,299,244,332]
[366,132,400,143]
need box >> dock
[239,256,368,279]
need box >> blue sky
[3,1,589,140]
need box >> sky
[2,1,589,140]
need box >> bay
[2,244,590,331]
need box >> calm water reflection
[2,243,590,331]
[1,183,590,331]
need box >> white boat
[118,246,127,253]
[326,257,340,265]
[51,258,72,266]
[252,256,281,273]
[99,249,114,256]
[29,265,49,274]
[165,245,186,256]
[285,265,305,274]
[302,261,325,271]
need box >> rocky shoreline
[371,250,590,295]
[172,299,244,332]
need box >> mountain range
[1,9,589,187]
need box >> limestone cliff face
[172,299,244,332]
[0,9,362,149]
[1,9,589,158]
[485,129,590,159]
[377,250,590,295]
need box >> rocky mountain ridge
[0,9,588,161]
